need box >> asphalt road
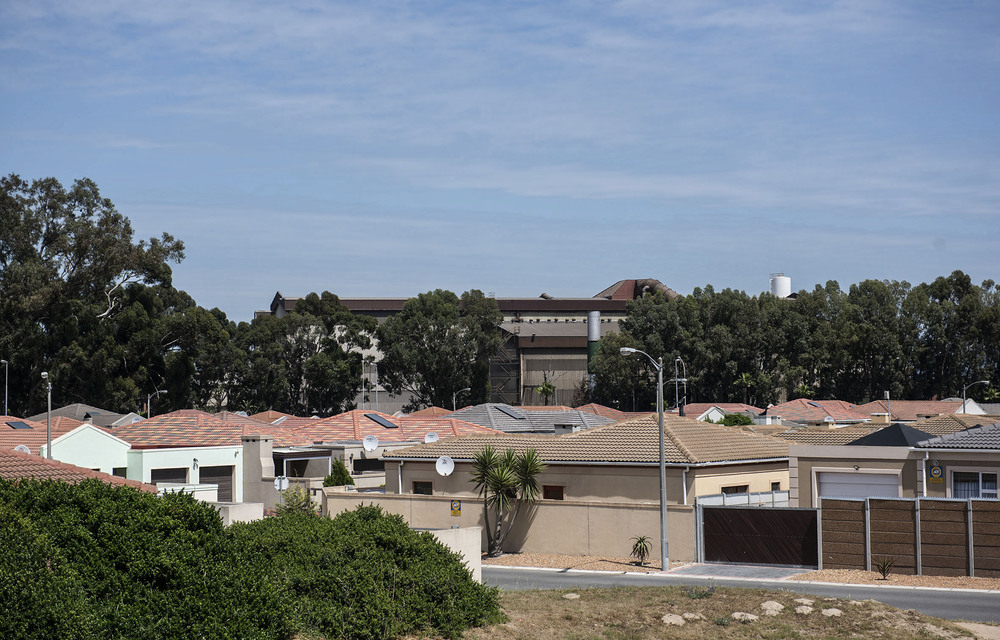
[483,566,1000,624]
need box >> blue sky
[3,1,998,321]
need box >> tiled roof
[386,413,788,465]
[765,399,869,423]
[0,448,156,492]
[574,403,629,421]
[447,403,616,433]
[846,423,936,447]
[856,400,964,422]
[907,414,1000,436]
[26,403,125,427]
[670,403,764,418]
[249,410,295,423]
[772,425,882,446]
[980,403,1000,414]
[519,405,575,411]
[917,422,1000,450]
[212,411,314,447]
[270,415,323,429]
[0,415,83,454]
[112,410,244,448]
[295,410,503,444]
[408,406,453,418]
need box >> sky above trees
[2,1,998,320]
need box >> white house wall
[126,445,244,502]
[42,425,130,475]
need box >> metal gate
[698,505,818,567]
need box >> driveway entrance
[698,505,818,567]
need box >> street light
[147,389,168,418]
[1,359,7,415]
[41,371,51,459]
[962,380,990,413]
[620,346,669,570]
[453,387,471,412]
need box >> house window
[413,481,433,495]
[953,472,998,499]
[771,482,781,491]
[721,485,749,495]
[112,467,127,477]
[543,485,564,500]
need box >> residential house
[915,422,1000,500]
[1,415,85,455]
[764,398,871,427]
[667,402,764,423]
[321,413,788,561]
[790,414,1000,507]
[856,399,985,422]
[445,403,617,434]
[27,403,125,428]
[39,422,132,477]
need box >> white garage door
[817,472,899,498]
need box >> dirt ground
[481,552,1000,591]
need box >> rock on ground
[822,608,843,617]
[562,593,580,600]
[794,598,814,605]
[761,601,785,616]
[661,613,685,626]
[795,606,814,615]
[733,612,759,622]
[682,612,706,621]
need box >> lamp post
[620,347,668,570]
[453,387,471,412]
[147,389,168,418]
[41,371,52,459]
[962,380,990,413]
[1,359,7,415]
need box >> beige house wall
[323,490,695,563]
[389,459,787,507]
[790,445,917,508]
[924,452,1000,499]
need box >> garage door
[150,467,188,485]
[817,472,899,498]
[199,465,234,502]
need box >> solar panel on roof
[807,401,823,408]
[6,421,33,430]
[365,413,398,429]
[495,406,526,420]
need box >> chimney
[871,412,890,425]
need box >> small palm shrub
[873,555,894,579]
[630,535,651,566]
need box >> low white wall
[213,502,264,526]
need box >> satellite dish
[13,445,30,454]
[424,432,439,444]
[362,435,379,452]
[435,455,455,476]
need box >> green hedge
[0,480,502,640]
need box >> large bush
[231,505,505,639]
[0,481,503,640]
[0,479,294,640]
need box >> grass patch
[445,586,979,640]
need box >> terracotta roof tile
[385,413,788,465]
[773,425,883,445]
[111,409,244,448]
[294,410,502,444]
[857,400,965,422]
[574,403,629,421]
[670,403,764,417]
[407,406,452,418]
[0,415,82,455]
[765,399,869,423]
[0,448,156,492]
[908,414,1000,436]
[249,410,295,423]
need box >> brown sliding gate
[699,505,818,567]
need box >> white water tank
[770,273,792,298]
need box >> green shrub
[0,478,294,640]
[720,413,754,426]
[231,504,505,639]
[276,484,319,516]
[324,458,355,486]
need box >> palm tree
[471,445,547,557]
[735,372,753,404]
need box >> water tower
[769,273,792,298]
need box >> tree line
[585,274,1000,412]
[0,175,500,417]
[3,174,995,417]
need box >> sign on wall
[451,500,461,517]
